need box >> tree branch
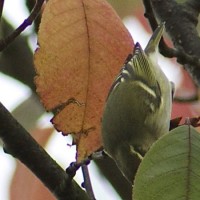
[0,0,44,51]
[0,102,89,200]
[26,0,42,32]
[0,0,4,21]
[143,0,200,85]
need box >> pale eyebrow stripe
[134,81,157,98]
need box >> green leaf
[133,125,200,200]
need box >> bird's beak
[145,22,165,54]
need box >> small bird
[102,23,174,184]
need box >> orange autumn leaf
[34,0,134,161]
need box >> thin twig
[0,0,44,51]
[0,0,4,21]
[173,95,199,103]
[82,164,96,200]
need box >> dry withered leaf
[34,0,134,161]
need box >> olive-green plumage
[102,23,174,184]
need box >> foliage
[0,0,200,200]
[133,125,200,200]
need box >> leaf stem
[82,164,96,200]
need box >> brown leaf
[169,117,182,130]
[34,0,134,161]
